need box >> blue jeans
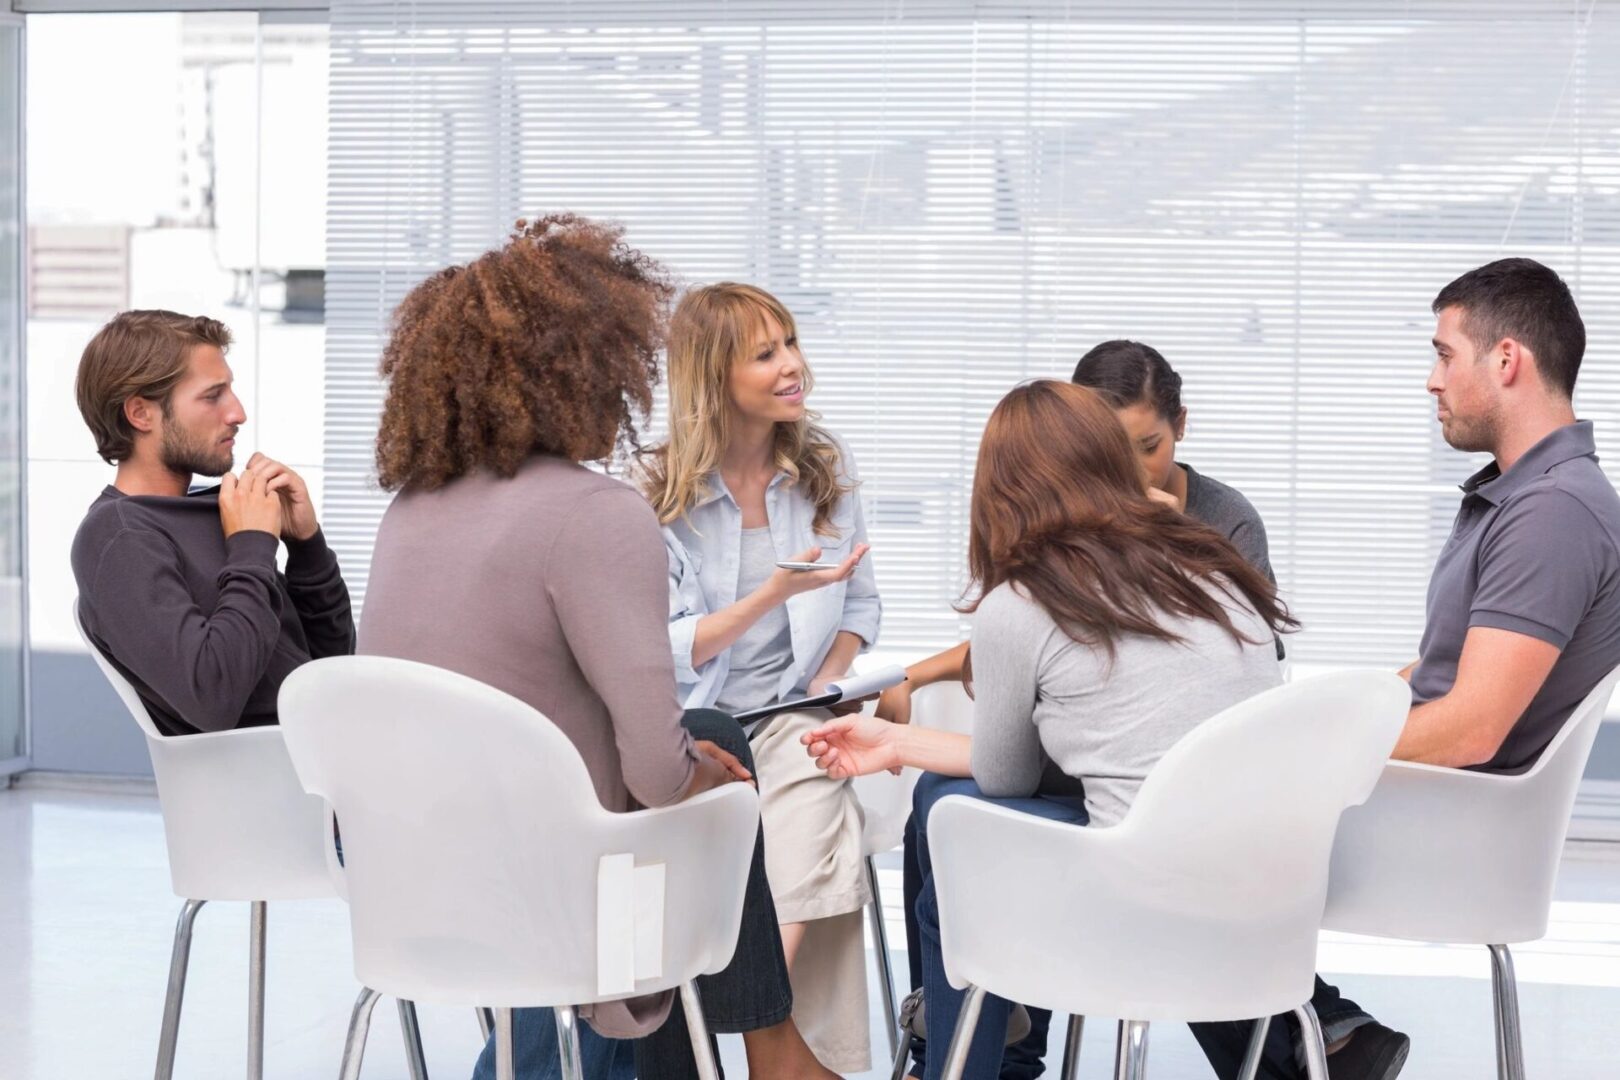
[471,1013,635,1080]
[912,774,1089,1080]
[471,709,791,1080]
[906,774,1375,1080]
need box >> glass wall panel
[0,17,28,774]
[24,12,327,773]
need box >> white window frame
[12,2,326,13]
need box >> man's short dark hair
[1432,258,1585,399]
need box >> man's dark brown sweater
[71,484,355,736]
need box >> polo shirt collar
[1461,420,1597,506]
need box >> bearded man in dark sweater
[71,309,353,736]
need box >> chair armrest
[146,723,336,901]
[927,797,1325,1022]
[591,784,762,982]
[1324,759,1564,943]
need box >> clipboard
[732,664,908,726]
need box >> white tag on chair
[597,854,666,996]
[598,854,636,996]
[633,862,665,982]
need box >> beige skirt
[750,709,873,1074]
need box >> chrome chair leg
[476,1007,494,1040]
[154,898,206,1080]
[338,986,382,1080]
[680,981,721,1080]
[398,999,429,1080]
[1237,1015,1271,1080]
[939,983,988,1080]
[248,901,267,1080]
[1113,1019,1149,1080]
[1060,1014,1085,1080]
[1489,944,1526,1080]
[866,855,901,1060]
[494,1008,515,1080]
[1294,1002,1329,1080]
[555,1005,585,1080]
[890,1031,914,1080]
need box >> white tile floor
[3,781,1619,1079]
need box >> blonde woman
[639,282,880,1073]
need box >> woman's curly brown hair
[375,214,674,491]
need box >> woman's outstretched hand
[765,543,871,603]
[801,714,903,780]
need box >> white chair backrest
[72,600,334,901]
[853,768,915,856]
[929,670,1409,1022]
[1513,660,1620,790]
[1113,670,1408,908]
[915,679,975,735]
[278,655,760,1008]
[1325,661,1620,944]
[852,679,974,854]
[74,603,165,741]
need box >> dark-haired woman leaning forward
[358,215,838,1080]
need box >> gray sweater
[1182,463,1284,659]
[71,485,355,736]
[970,579,1282,827]
[1182,463,1273,584]
[360,455,700,817]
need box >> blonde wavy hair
[639,282,849,536]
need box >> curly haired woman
[359,216,839,1080]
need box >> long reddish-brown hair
[965,380,1295,656]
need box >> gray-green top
[714,526,796,715]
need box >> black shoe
[1327,1022,1409,1080]
[898,988,1032,1047]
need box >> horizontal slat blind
[327,1,1620,664]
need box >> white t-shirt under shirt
[969,577,1283,828]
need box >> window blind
[326,0,1620,664]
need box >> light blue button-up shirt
[663,443,882,710]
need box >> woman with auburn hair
[882,339,1281,734]
[639,282,881,1073]
[800,380,1292,1080]
[360,217,837,1080]
[875,340,1292,1080]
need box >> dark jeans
[469,1015,633,1080]
[902,774,1374,1080]
[471,709,792,1080]
[1191,979,1373,1079]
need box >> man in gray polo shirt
[1396,257,1620,772]
[1307,259,1620,1080]
[1217,260,1620,1080]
